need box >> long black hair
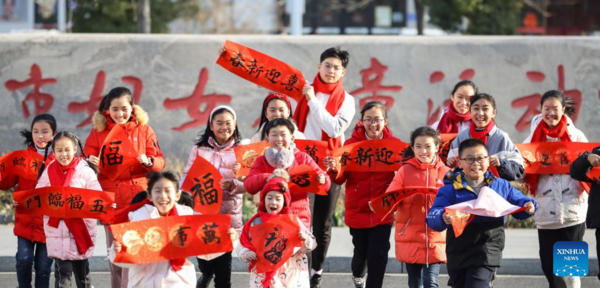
[38,131,99,179]
[402,126,441,160]
[540,90,576,117]
[20,114,57,147]
[195,107,242,148]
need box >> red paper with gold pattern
[234,141,269,177]
[331,139,409,172]
[13,187,115,222]
[250,214,303,273]
[99,126,139,181]
[294,139,329,170]
[439,134,457,163]
[180,156,223,215]
[371,188,438,220]
[517,142,598,174]
[111,214,232,264]
[289,164,327,196]
[216,40,306,103]
[445,209,475,237]
[0,150,44,182]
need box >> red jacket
[328,125,398,228]
[244,147,331,228]
[83,105,165,211]
[387,156,449,264]
[0,146,53,243]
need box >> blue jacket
[426,167,538,269]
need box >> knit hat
[259,169,292,214]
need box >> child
[84,87,165,288]
[244,118,331,229]
[110,171,236,288]
[180,105,247,288]
[427,139,537,288]
[251,93,305,142]
[237,169,316,288]
[323,101,398,288]
[1,114,56,288]
[523,90,588,288]
[387,126,450,288]
[432,80,478,133]
[447,93,525,181]
[36,131,102,288]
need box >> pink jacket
[37,159,102,260]
[181,138,246,233]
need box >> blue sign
[553,241,588,277]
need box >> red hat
[259,169,292,214]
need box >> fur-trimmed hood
[91,105,149,132]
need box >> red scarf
[47,157,95,255]
[469,121,495,145]
[525,116,573,196]
[103,110,139,133]
[294,73,346,150]
[437,103,471,133]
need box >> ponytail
[37,131,99,179]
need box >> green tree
[71,0,198,33]
[428,0,523,35]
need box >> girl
[1,114,56,288]
[110,171,237,288]
[387,127,449,288]
[237,169,316,288]
[524,90,588,288]
[432,80,478,133]
[36,131,102,288]
[84,87,164,288]
[180,105,246,288]
[244,118,331,229]
[447,93,525,181]
[251,93,305,143]
[323,101,398,288]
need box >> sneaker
[352,276,366,288]
[310,274,322,288]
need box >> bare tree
[137,0,151,33]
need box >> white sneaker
[352,276,366,288]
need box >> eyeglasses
[322,62,344,72]
[362,118,385,125]
[459,156,489,165]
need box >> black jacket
[570,147,600,228]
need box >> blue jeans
[405,263,441,288]
[16,236,53,288]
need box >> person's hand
[442,212,453,225]
[218,46,226,56]
[88,155,100,166]
[114,241,122,253]
[298,231,307,242]
[323,156,337,171]
[446,157,458,167]
[228,228,239,241]
[303,84,315,101]
[110,203,117,209]
[317,173,326,185]
[244,251,257,261]
[220,179,235,191]
[232,163,241,176]
[137,154,150,166]
[524,202,535,215]
[489,155,501,167]
[12,201,18,207]
[588,153,600,167]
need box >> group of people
[2,46,598,288]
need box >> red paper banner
[289,165,327,196]
[371,188,438,220]
[180,156,223,215]
[99,126,139,181]
[517,142,598,174]
[439,134,457,163]
[445,209,474,238]
[250,214,302,273]
[587,168,600,184]
[234,142,269,177]
[295,139,329,171]
[0,150,44,182]
[216,40,306,103]
[13,187,115,222]
[331,139,409,172]
[111,214,233,264]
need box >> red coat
[83,105,165,211]
[244,147,331,228]
[0,146,53,243]
[327,125,398,229]
[388,156,449,264]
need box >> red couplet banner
[99,126,139,181]
[294,139,329,171]
[289,164,327,196]
[234,142,269,177]
[250,214,303,273]
[517,142,598,174]
[370,188,438,220]
[180,155,223,215]
[331,139,409,172]
[0,150,44,182]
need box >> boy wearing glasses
[292,47,356,288]
[427,139,537,288]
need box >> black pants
[309,183,341,272]
[448,265,495,288]
[54,259,91,288]
[197,252,232,288]
[597,229,600,281]
[349,225,391,288]
[538,223,586,288]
